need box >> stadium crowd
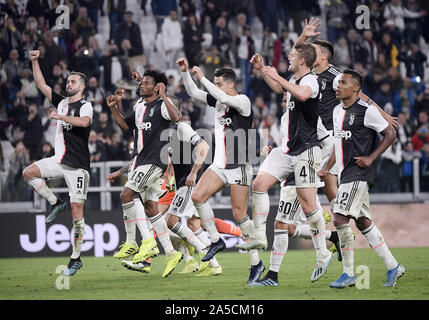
[0,0,429,202]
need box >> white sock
[270,229,288,272]
[71,218,84,259]
[362,223,398,270]
[122,202,137,245]
[149,213,174,255]
[134,199,152,240]
[195,228,220,268]
[337,223,355,276]
[26,177,57,205]
[306,208,330,261]
[194,202,220,243]
[292,224,312,239]
[237,216,260,265]
[175,240,193,262]
[252,191,270,242]
[171,221,206,253]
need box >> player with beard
[22,50,93,276]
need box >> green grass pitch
[1,247,428,300]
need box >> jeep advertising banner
[0,206,297,258]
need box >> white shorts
[333,181,372,220]
[35,156,90,204]
[208,162,253,186]
[259,146,322,188]
[275,185,323,224]
[125,164,164,203]
[167,186,199,219]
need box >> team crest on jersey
[149,108,154,117]
[349,113,356,125]
[321,79,326,90]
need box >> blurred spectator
[22,103,43,160]
[411,111,429,151]
[259,113,280,148]
[393,77,416,115]
[362,30,378,67]
[8,91,27,142]
[26,0,49,18]
[151,0,178,33]
[398,112,414,147]
[105,132,128,161]
[183,15,204,68]
[44,31,64,67]
[249,66,272,103]
[79,0,100,32]
[115,11,145,73]
[71,6,96,47]
[346,29,368,69]
[377,140,402,193]
[17,68,38,103]
[366,68,385,98]
[401,141,421,192]
[415,87,429,115]
[379,33,399,69]
[41,105,57,148]
[257,0,280,34]
[236,25,254,92]
[107,0,126,40]
[273,27,297,69]
[161,10,183,69]
[70,41,97,79]
[88,130,106,162]
[386,67,403,95]
[326,0,349,44]
[373,80,393,111]
[195,46,229,81]
[180,0,196,19]
[333,37,350,70]
[381,19,403,51]
[93,112,115,141]
[420,143,429,191]
[202,1,222,31]
[374,52,389,73]
[253,96,269,128]
[6,140,30,201]
[212,16,233,62]
[403,0,427,45]
[40,141,54,159]
[3,49,23,87]
[85,76,106,117]
[0,141,10,199]
[98,43,124,93]
[17,31,36,63]
[260,27,276,66]
[398,43,427,80]
[1,16,21,50]
[49,64,65,88]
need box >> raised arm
[262,66,316,102]
[177,58,209,104]
[30,50,52,102]
[358,91,398,131]
[294,17,321,47]
[106,95,130,131]
[250,53,284,94]
[156,83,182,122]
[192,66,251,116]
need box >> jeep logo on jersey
[286,101,295,111]
[335,130,352,140]
[218,116,232,126]
[60,120,73,131]
[140,122,152,130]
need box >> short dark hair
[311,39,334,61]
[294,42,317,68]
[214,67,237,83]
[143,70,168,88]
[70,71,88,88]
[343,69,363,90]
